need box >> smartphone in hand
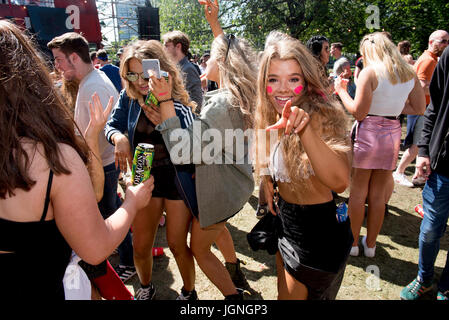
[142,59,161,79]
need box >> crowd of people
[1,0,449,301]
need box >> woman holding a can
[105,40,198,300]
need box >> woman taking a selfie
[105,40,198,300]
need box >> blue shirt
[100,64,122,93]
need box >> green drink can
[144,70,169,107]
[131,143,154,185]
[145,92,159,106]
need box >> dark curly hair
[306,35,329,58]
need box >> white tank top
[268,141,314,183]
[369,71,414,117]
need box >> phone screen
[142,59,161,79]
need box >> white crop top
[266,141,314,182]
[369,70,414,117]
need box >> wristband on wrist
[159,97,174,105]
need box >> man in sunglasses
[394,29,449,188]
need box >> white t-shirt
[74,69,118,167]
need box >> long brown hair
[255,35,350,194]
[120,40,196,110]
[0,20,88,199]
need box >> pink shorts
[351,116,401,170]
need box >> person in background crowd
[333,57,356,99]
[0,19,153,300]
[162,30,203,112]
[335,32,425,258]
[90,51,100,67]
[199,51,219,94]
[115,48,124,67]
[330,42,344,76]
[96,49,123,93]
[199,52,210,74]
[401,46,449,301]
[256,32,353,300]
[394,30,449,188]
[306,35,333,93]
[398,40,415,65]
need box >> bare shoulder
[358,66,378,90]
[51,143,90,194]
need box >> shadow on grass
[346,246,446,299]
[216,222,275,300]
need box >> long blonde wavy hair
[360,32,415,84]
[120,40,196,110]
[210,34,258,129]
[255,35,351,194]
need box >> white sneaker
[412,176,426,186]
[393,171,414,187]
[362,236,376,258]
[350,246,359,256]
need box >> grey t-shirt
[74,69,118,167]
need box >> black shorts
[277,196,353,300]
[151,165,182,200]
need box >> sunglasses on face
[126,72,148,82]
[434,39,449,44]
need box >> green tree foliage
[152,0,449,57]
[158,0,215,55]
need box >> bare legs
[348,168,392,249]
[396,144,418,175]
[190,219,238,296]
[348,168,371,247]
[215,225,237,263]
[276,252,308,300]
[132,197,164,286]
[165,199,195,292]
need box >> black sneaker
[224,288,244,300]
[135,283,156,300]
[114,265,137,283]
[176,287,199,300]
[255,204,268,219]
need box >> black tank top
[0,170,72,300]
